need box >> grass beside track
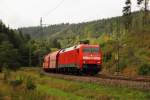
[0,68,150,100]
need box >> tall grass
[0,69,150,100]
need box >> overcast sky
[0,0,143,29]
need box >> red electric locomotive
[43,44,102,75]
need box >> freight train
[43,44,102,75]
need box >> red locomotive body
[80,44,102,73]
[43,44,102,74]
[58,45,81,72]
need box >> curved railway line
[41,70,150,90]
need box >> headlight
[83,61,86,64]
[97,61,100,64]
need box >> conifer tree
[122,0,132,30]
[137,0,149,25]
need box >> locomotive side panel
[58,49,80,69]
[79,46,83,70]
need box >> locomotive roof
[59,44,99,53]
[59,45,81,53]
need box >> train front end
[81,45,102,74]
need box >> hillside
[19,11,150,76]
[19,16,122,45]
[19,11,149,46]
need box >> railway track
[41,70,150,90]
[95,74,150,82]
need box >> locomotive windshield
[83,47,99,53]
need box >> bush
[2,66,11,81]
[119,58,128,71]
[26,76,36,90]
[10,79,23,87]
[138,63,150,75]
[103,52,112,62]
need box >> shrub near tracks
[1,68,150,100]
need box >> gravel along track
[42,71,150,90]
[95,74,150,82]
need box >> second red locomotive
[43,44,102,75]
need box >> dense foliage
[138,63,150,75]
[0,20,31,70]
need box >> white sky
[0,0,142,29]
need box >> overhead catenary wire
[39,0,74,37]
[40,0,65,27]
[44,0,65,18]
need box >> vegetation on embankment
[0,68,149,100]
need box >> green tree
[0,41,20,70]
[52,39,61,49]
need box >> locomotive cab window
[83,48,91,52]
[91,48,100,52]
[83,47,99,53]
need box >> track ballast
[41,70,150,90]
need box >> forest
[0,0,150,76]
